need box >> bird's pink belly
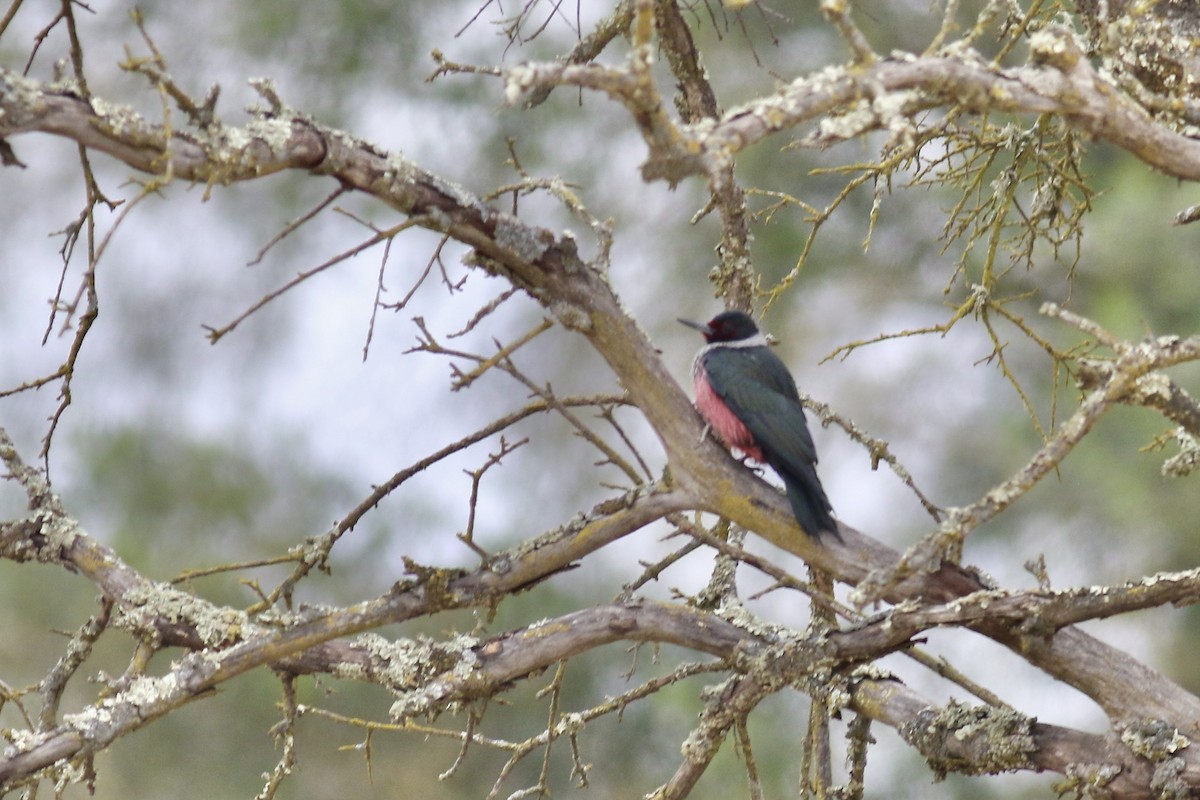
[694,371,765,462]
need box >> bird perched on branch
[680,310,839,541]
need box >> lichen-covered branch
[304,601,1200,796]
[853,679,1167,797]
[651,0,755,309]
[0,424,695,787]
[498,27,1200,188]
[853,306,1200,605]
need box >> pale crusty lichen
[1130,368,1172,401]
[1163,429,1200,477]
[2,727,45,758]
[62,673,181,736]
[557,710,585,735]
[1121,718,1190,760]
[1079,0,1200,133]
[679,723,720,764]
[115,581,248,648]
[548,299,592,332]
[899,699,1037,780]
[88,97,150,140]
[1120,720,1193,800]
[678,676,739,764]
[846,661,898,683]
[220,115,296,173]
[1,69,42,125]
[35,505,79,553]
[503,64,539,106]
[817,99,876,141]
[1028,26,1085,71]
[494,214,554,263]
[122,672,181,708]
[329,660,368,681]
[1052,762,1122,796]
[350,631,480,721]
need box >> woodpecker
[680,310,839,540]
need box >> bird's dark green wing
[702,347,819,470]
[702,346,836,535]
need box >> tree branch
[497,28,1200,186]
[298,601,1200,796]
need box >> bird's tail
[776,467,841,542]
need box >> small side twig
[205,218,424,344]
[820,0,877,64]
[459,436,529,559]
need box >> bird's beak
[678,318,712,335]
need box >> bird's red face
[678,311,759,343]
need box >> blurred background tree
[5,1,1200,798]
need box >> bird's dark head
[678,310,760,343]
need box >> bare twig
[205,218,424,344]
[257,675,301,800]
[248,186,347,266]
[251,393,629,612]
[820,0,877,64]
[459,436,529,558]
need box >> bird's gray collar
[700,333,768,352]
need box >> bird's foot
[735,453,764,474]
[727,448,757,469]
